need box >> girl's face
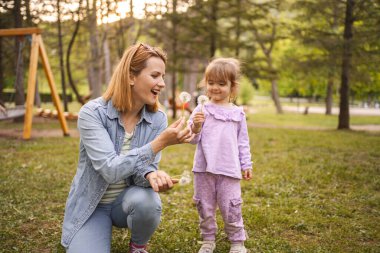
[131,57,166,109]
[206,79,232,105]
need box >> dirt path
[283,105,380,116]
[0,128,79,139]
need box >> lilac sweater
[189,103,252,179]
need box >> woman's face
[131,57,166,108]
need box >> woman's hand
[151,117,193,153]
[146,170,175,192]
[191,112,205,134]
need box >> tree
[66,0,85,105]
[146,0,192,118]
[338,0,354,129]
[169,0,179,118]
[13,0,25,116]
[245,0,287,113]
[57,0,69,111]
[86,0,102,99]
[292,0,344,115]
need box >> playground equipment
[0,27,69,139]
[0,105,26,120]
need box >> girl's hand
[151,117,193,153]
[192,112,205,134]
[146,170,175,192]
[243,169,252,180]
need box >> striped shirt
[99,131,134,204]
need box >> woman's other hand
[151,117,193,153]
[146,170,175,192]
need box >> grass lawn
[0,111,379,252]
[248,106,380,129]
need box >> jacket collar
[106,99,152,124]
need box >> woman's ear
[130,75,135,86]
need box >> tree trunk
[66,0,85,105]
[0,37,4,103]
[87,0,102,99]
[14,41,24,106]
[254,21,282,114]
[103,31,111,85]
[209,0,218,57]
[117,17,126,58]
[325,0,338,116]
[267,57,283,114]
[25,0,32,26]
[338,0,354,130]
[325,73,334,115]
[57,0,68,111]
[271,79,283,114]
[13,0,25,122]
[171,0,178,119]
[101,1,111,86]
[235,0,241,57]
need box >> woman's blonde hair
[202,58,241,101]
[103,43,167,112]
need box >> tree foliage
[0,0,378,117]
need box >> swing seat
[0,105,26,121]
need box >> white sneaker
[229,244,248,253]
[198,241,216,253]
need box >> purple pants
[193,172,246,242]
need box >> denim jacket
[61,97,167,248]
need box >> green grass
[248,97,380,128]
[248,108,380,129]
[1,112,380,252]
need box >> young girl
[188,58,252,253]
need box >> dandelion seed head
[179,91,191,103]
[179,170,192,185]
[197,95,209,106]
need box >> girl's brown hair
[203,58,241,101]
[103,43,167,112]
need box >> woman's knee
[124,187,162,217]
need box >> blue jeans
[67,186,162,253]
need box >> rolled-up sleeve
[132,118,168,187]
[78,105,156,184]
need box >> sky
[25,0,167,23]
[103,0,166,23]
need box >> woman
[61,43,192,253]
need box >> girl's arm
[187,105,204,144]
[237,111,253,173]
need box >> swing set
[0,27,69,140]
